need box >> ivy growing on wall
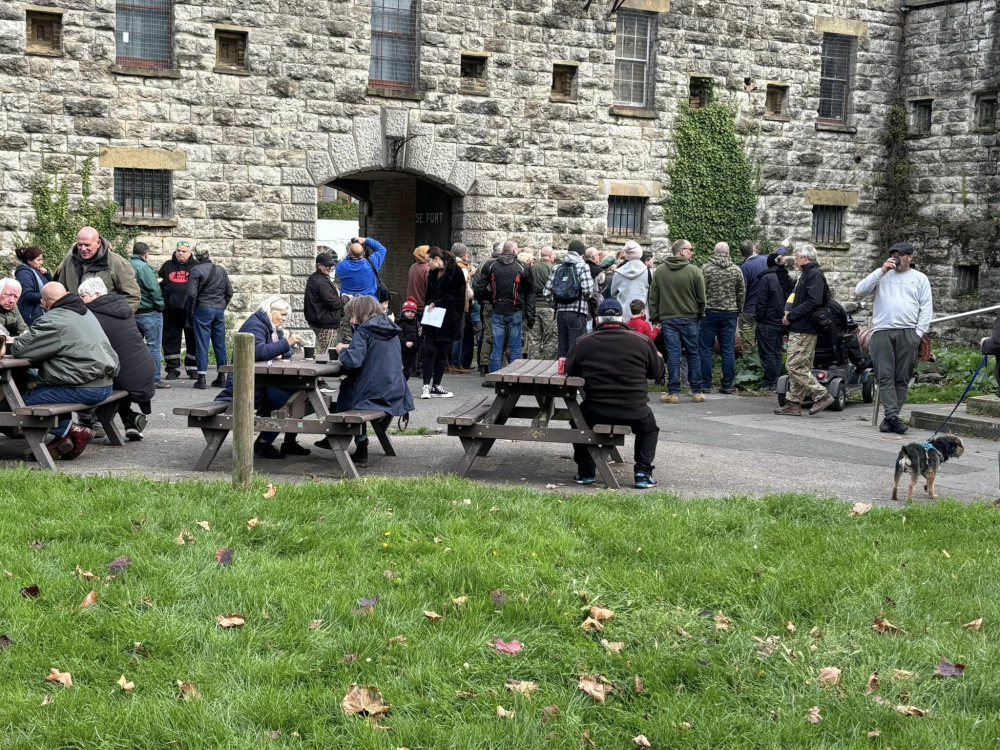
[664,102,759,264]
[318,200,360,221]
[872,99,913,255]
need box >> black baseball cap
[316,252,337,267]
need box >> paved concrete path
[4,368,996,505]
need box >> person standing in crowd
[525,245,556,359]
[55,226,141,311]
[738,239,769,354]
[336,236,388,344]
[0,279,28,336]
[775,244,835,416]
[186,245,233,390]
[304,251,343,355]
[648,239,706,404]
[626,299,658,341]
[854,241,933,434]
[565,299,664,489]
[406,245,430,312]
[159,241,200,380]
[398,297,420,379]
[544,240,594,357]
[474,240,535,374]
[755,248,795,391]
[78,277,155,441]
[14,246,51,327]
[699,242,745,394]
[609,240,650,322]
[448,243,474,374]
[478,241,504,376]
[421,246,465,399]
[129,243,167,389]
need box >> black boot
[211,373,226,388]
[281,439,311,456]
[194,375,207,390]
[165,369,180,381]
[352,440,369,468]
[187,369,199,379]
[253,439,285,459]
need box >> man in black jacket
[304,252,343,355]
[565,299,664,489]
[775,245,834,416]
[473,240,535,373]
[755,248,795,390]
[158,241,201,380]
[186,246,234,389]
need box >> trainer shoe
[890,416,908,435]
[634,472,658,489]
[660,393,679,404]
[430,385,453,398]
[879,418,894,433]
[420,385,432,399]
[125,413,147,441]
[808,392,835,415]
[691,393,706,403]
[573,474,596,485]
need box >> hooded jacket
[335,238,387,297]
[755,265,795,326]
[647,256,706,322]
[86,293,155,404]
[14,263,52,327]
[186,260,234,311]
[10,294,119,387]
[473,253,536,323]
[130,255,165,314]
[55,237,142,312]
[304,271,343,330]
[406,245,430,308]
[0,301,28,337]
[158,252,202,310]
[609,259,651,322]
[740,253,769,315]
[785,261,827,335]
[336,314,414,417]
[702,254,746,313]
[425,260,468,340]
[215,309,293,409]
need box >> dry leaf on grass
[817,667,841,688]
[892,669,914,680]
[865,671,880,695]
[786,621,796,633]
[675,722,692,732]
[581,617,604,632]
[578,676,605,704]
[872,617,905,635]
[542,704,560,722]
[341,684,390,717]
[601,640,625,653]
[195,521,211,531]
[849,502,873,517]
[263,484,277,499]
[934,657,965,678]
[423,610,443,622]
[492,637,523,654]
[490,589,508,607]
[341,653,360,663]
[868,729,881,738]
[714,612,733,631]
[74,565,99,581]
[309,619,323,630]
[388,635,407,648]
[505,680,538,696]
[176,680,200,700]
[452,596,467,607]
[117,674,135,692]
[496,705,515,719]
[895,705,928,717]
[44,668,72,688]
[805,706,822,724]
[40,695,52,706]
[634,674,644,693]
[80,590,98,609]
[809,644,818,653]
[589,606,615,621]
[216,548,234,566]
[174,529,194,545]
[216,613,246,628]
[581,730,595,746]
[108,556,132,573]
[2,571,12,578]
[633,736,651,748]
[247,517,259,529]
[963,618,984,631]
[0,635,12,650]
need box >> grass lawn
[2,472,1000,748]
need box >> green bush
[318,200,360,221]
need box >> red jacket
[627,313,659,341]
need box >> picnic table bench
[438,359,629,489]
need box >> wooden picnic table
[438,359,629,489]
[175,358,396,478]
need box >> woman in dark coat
[215,296,308,459]
[420,247,466,399]
[14,246,52,327]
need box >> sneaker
[154,381,171,389]
[808,392,835,415]
[890,416,909,435]
[430,385,453,398]
[879,418,894,433]
[773,403,802,416]
[91,424,106,440]
[165,370,180,381]
[420,385,432,399]
[660,394,679,404]
[211,374,227,388]
[187,370,199,379]
[573,474,596,485]
[481,380,495,388]
[634,472,658,489]
[194,375,207,390]
[253,441,285,459]
[280,440,311,456]
[691,393,706,403]
[125,413,147,442]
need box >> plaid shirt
[543,254,594,316]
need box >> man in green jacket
[647,239,706,403]
[0,278,28,336]
[55,227,141,312]
[525,245,557,359]
[129,243,168,388]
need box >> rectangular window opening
[975,93,997,131]
[116,0,173,69]
[811,205,846,246]
[215,29,248,70]
[551,63,578,102]
[956,265,979,294]
[818,33,856,125]
[26,10,62,56]
[460,54,487,94]
[765,84,788,118]
[368,0,420,93]
[689,77,713,109]
[910,99,932,134]
[614,10,655,109]
[607,196,647,239]
[114,169,173,219]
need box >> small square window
[956,265,979,294]
[26,10,62,56]
[910,99,932,134]
[811,205,846,246]
[215,29,247,70]
[689,77,713,109]
[114,168,173,219]
[460,53,488,94]
[551,63,578,102]
[607,195,647,239]
[975,93,997,131]
[765,84,789,119]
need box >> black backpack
[549,261,582,303]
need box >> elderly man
[525,246,556,359]
[186,245,233,389]
[54,227,141,312]
[0,279,28,336]
[304,251,343,355]
[10,282,119,460]
[335,236,388,344]
[474,240,535,373]
[158,240,201,380]
[854,241,933,434]
[699,242,745,394]
[78,278,156,441]
[129,242,167,388]
[565,299,664,489]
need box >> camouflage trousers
[524,306,557,360]
[785,332,828,403]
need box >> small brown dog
[892,434,965,502]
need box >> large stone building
[0,0,996,336]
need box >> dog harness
[919,441,950,460]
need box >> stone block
[329,133,359,176]
[354,116,384,172]
[244,222,286,239]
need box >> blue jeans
[662,318,702,395]
[756,322,784,389]
[490,312,523,372]
[24,384,113,438]
[699,310,738,391]
[192,307,227,374]
[135,312,163,383]
[257,386,295,445]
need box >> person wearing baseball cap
[563,297,665,489]
[305,250,344,357]
[158,240,202,380]
[854,240,933,434]
[754,244,795,391]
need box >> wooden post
[232,332,255,489]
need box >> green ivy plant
[318,200,360,221]
[664,102,759,265]
[871,99,913,254]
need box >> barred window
[614,10,655,109]
[956,265,979,294]
[26,10,62,56]
[369,0,419,92]
[607,196,646,239]
[116,0,173,69]
[114,169,172,219]
[818,33,855,124]
[811,205,845,245]
[910,99,932,134]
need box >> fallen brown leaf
[963,617,984,631]
[505,680,538,696]
[0,634,12,650]
[633,736,651,747]
[492,637,523,654]
[174,529,194,545]
[589,606,615,621]
[786,621,796,633]
[341,653,359,663]
[388,635,407,648]
[809,626,823,639]
[20,584,39,598]
[934,657,965,678]
[452,596,468,607]
[676,626,690,638]
[865,671,880,695]
[40,694,52,706]
[849,502,873,517]
[265,730,281,740]
[868,729,881,738]
[176,680,200,700]
[80,590,98,609]
[2,571,12,578]
[216,548,234,566]
[216,613,246,628]
[490,589,508,607]
[542,704,560,722]
[634,674,643,693]
[581,730,595,746]
[263,484,277,499]
[44,668,72,688]
[195,521,211,531]
[581,617,604,631]
[895,705,928,717]
[74,565,99,581]
[714,612,733,631]
[247,517,259,529]
[118,674,135,692]
[141,596,153,608]
[433,537,442,544]
[601,639,625,653]
[892,669,914,680]
[818,667,841,688]
[872,617,905,635]
[806,706,822,724]
[578,676,605,704]
[809,644,818,653]
[496,705,515,719]
[341,684,390,717]
[423,610,443,622]
[309,619,323,630]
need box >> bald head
[40,282,67,311]
[540,246,554,262]
[76,227,101,260]
[584,247,599,262]
[714,242,730,256]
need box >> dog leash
[931,354,987,438]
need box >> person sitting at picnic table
[14,247,52,327]
[0,278,29,336]
[215,296,306,460]
[9,282,119,461]
[315,295,413,468]
[78,277,156,442]
[564,298,664,489]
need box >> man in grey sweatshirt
[854,242,933,434]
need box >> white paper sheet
[421,306,446,328]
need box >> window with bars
[26,10,62,56]
[607,196,646,239]
[114,169,172,219]
[116,0,173,69]
[368,0,420,92]
[956,265,979,295]
[909,99,932,134]
[460,53,487,94]
[765,84,788,119]
[613,10,655,109]
[215,30,247,70]
[811,205,845,246]
[975,93,997,131]
[818,33,855,124]
[551,63,578,102]
[689,77,712,109]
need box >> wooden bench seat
[326,409,391,425]
[437,396,492,427]
[12,390,130,467]
[15,389,129,418]
[173,401,231,418]
[593,424,632,436]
